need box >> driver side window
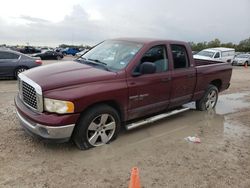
[138,45,168,73]
[214,52,220,58]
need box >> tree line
[189,37,250,52]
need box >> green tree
[207,38,220,48]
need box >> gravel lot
[0,59,250,188]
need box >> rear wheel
[15,67,28,79]
[73,105,121,150]
[196,85,218,111]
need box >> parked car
[194,47,235,63]
[0,49,42,78]
[232,54,250,66]
[15,38,232,150]
[32,50,64,60]
[62,48,80,56]
[19,46,41,54]
[40,47,54,53]
[76,49,89,57]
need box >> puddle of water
[216,92,250,115]
[185,92,250,115]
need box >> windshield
[237,54,249,58]
[78,40,143,71]
[197,50,215,58]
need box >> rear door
[168,44,196,108]
[127,44,172,119]
[0,51,20,76]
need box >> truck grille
[22,81,37,109]
[18,73,43,112]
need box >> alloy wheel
[205,90,217,109]
[87,114,116,146]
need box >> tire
[72,104,121,150]
[246,61,249,66]
[196,84,218,111]
[15,67,28,79]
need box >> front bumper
[233,60,245,65]
[16,110,75,141]
[15,95,79,142]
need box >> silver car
[0,49,42,79]
[232,54,250,66]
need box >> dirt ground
[0,59,250,188]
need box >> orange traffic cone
[245,63,248,68]
[128,167,141,188]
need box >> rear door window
[0,52,20,60]
[170,45,189,69]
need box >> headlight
[44,98,74,114]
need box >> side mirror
[139,62,156,74]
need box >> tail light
[35,60,42,65]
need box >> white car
[232,54,250,66]
[194,47,235,63]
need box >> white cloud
[0,0,249,46]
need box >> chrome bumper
[16,110,75,140]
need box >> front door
[127,45,172,120]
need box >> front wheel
[73,105,121,150]
[196,85,218,111]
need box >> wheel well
[14,66,29,75]
[81,101,124,121]
[210,79,222,91]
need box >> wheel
[15,67,28,79]
[56,56,62,60]
[73,105,121,150]
[196,85,218,111]
[246,61,249,66]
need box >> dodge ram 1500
[15,38,232,150]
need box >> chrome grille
[22,81,37,109]
[18,73,43,112]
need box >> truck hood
[23,61,118,91]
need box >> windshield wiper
[82,58,110,71]
[88,58,107,66]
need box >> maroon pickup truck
[15,38,232,150]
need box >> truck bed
[194,58,227,67]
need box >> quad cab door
[127,44,172,120]
[168,44,196,108]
